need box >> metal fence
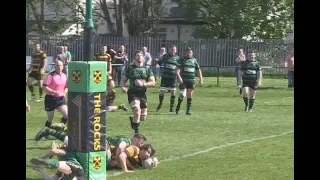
[26,35,294,76]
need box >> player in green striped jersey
[175,47,203,115]
[156,45,180,112]
[239,51,262,112]
[120,50,156,133]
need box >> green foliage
[177,0,294,40]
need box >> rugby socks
[186,98,192,114]
[156,95,164,111]
[133,122,140,133]
[170,96,175,109]
[176,98,183,114]
[47,128,67,142]
[177,98,183,108]
[28,85,35,96]
[45,120,52,128]
[159,95,164,104]
[249,98,255,110]
[39,88,43,98]
[243,97,248,108]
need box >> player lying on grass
[35,126,147,163]
[30,152,85,180]
[108,144,158,172]
[106,134,147,166]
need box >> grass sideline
[26,77,293,180]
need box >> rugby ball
[142,158,154,169]
[142,157,159,169]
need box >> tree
[26,0,76,34]
[94,0,164,36]
[177,0,294,40]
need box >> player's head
[101,46,107,53]
[55,59,64,73]
[64,45,68,51]
[184,47,193,58]
[132,133,147,148]
[34,43,41,52]
[170,45,177,55]
[134,50,144,63]
[139,144,156,160]
[247,51,256,61]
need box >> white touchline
[107,131,293,177]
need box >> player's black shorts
[242,81,257,90]
[127,91,147,109]
[28,71,44,81]
[179,82,195,90]
[44,95,66,111]
[160,78,177,88]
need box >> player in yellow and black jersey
[27,43,47,102]
[93,45,115,89]
[116,144,156,172]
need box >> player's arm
[195,60,203,84]
[120,75,128,88]
[115,141,127,162]
[175,58,183,83]
[145,69,156,87]
[29,57,33,73]
[119,148,134,172]
[120,73,128,93]
[238,64,245,85]
[40,53,47,74]
[155,56,163,79]
[257,64,262,86]
[64,79,68,96]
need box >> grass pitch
[26,77,293,180]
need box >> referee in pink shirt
[41,59,68,129]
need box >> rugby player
[239,51,263,112]
[156,45,180,112]
[27,43,47,102]
[175,47,203,115]
[120,50,156,133]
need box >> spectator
[285,48,294,88]
[142,46,153,68]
